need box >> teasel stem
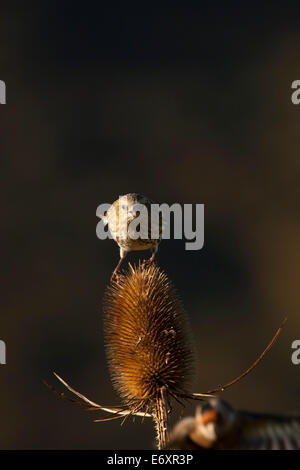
[153,386,169,449]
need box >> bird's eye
[104,210,107,217]
[121,205,126,210]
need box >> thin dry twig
[43,379,95,410]
[47,372,152,419]
[178,391,216,400]
[193,317,287,397]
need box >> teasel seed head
[103,263,194,447]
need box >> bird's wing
[234,410,300,450]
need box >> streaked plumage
[166,398,300,450]
[99,193,162,279]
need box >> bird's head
[116,193,151,221]
[97,194,154,240]
[119,194,139,220]
[194,398,236,443]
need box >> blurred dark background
[0,4,299,449]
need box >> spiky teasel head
[103,263,194,446]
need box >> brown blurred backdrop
[0,4,299,449]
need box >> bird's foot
[110,270,121,283]
[143,256,156,266]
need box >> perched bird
[166,398,300,450]
[99,193,162,279]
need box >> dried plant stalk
[103,263,194,448]
[152,386,169,448]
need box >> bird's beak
[128,209,140,218]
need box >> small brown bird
[166,398,300,450]
[99,193,162,279]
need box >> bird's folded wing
[237,411,300,450]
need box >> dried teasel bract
[103,263,195,447]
